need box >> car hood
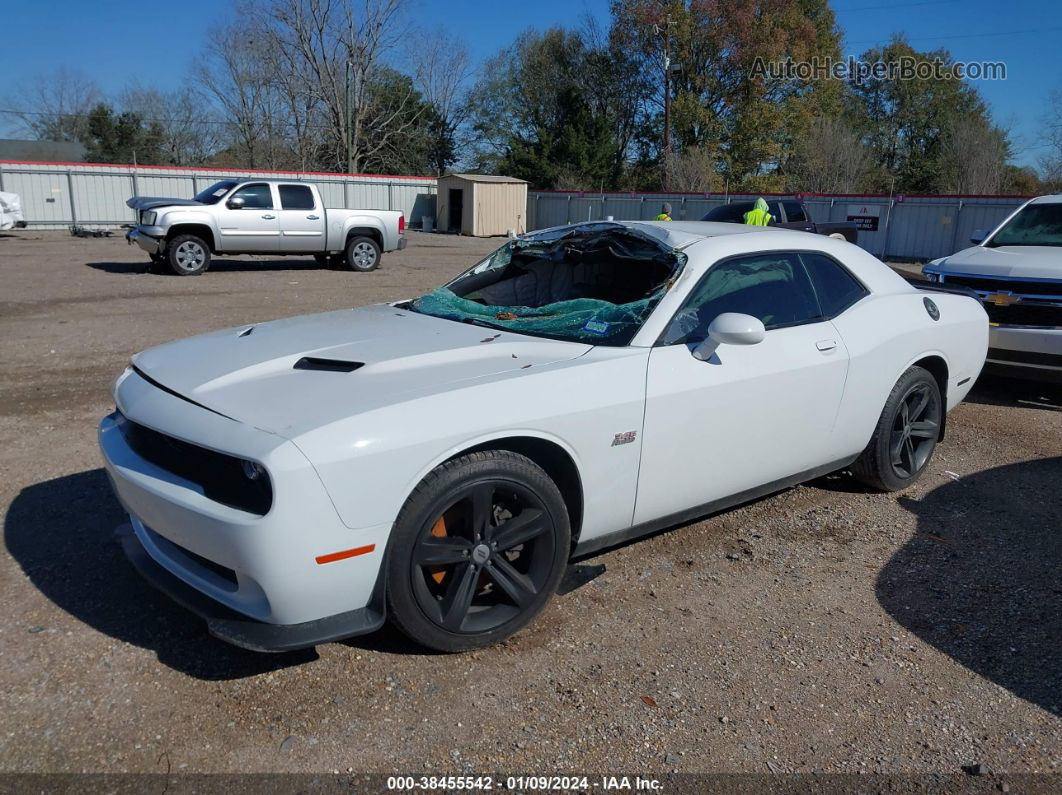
[931,245,1062,280]
[132,303,592,436]
[127,196,204,211]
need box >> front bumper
[986,325,1062,380]
[99,371,392,648]
[126,227,163,255]
[116,523,384,652]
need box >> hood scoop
[293,356,364,373]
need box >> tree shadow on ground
[4,469,319,680]
[878,456,1061,715]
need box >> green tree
[80,103,165,164]
[846,37,994,193]
[468,28,625,188]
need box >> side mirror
[970,229,986,245]
[227,196,245,210]
[693,313,766,361]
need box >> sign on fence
[846,204,881,232]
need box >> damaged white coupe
[99,221,988,652]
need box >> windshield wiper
[459,316,509,332]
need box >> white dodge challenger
[99,221,988,652]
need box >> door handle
[816,339,837,352]
[261,214,276,220]
[306,214,320,220]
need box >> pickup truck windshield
[987,203,1062,247]
[407,224,685,345]
[193,180,238,205]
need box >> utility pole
[345,59,353,174]
[654,13,676,188]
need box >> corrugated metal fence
[527,191,1030,262]
[0,162,1032,262]
[0,160,437,230]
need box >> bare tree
[1039,87,1062,192]
[787,117,876,194]
[663,146,721,192]
[408,30,472,174]
[6,67,102,142]
[120,85,221,166]
[260,0,423,172]
[940,115,1010,195]
[197,22,285,168]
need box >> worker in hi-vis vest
[655,203,673,221]
[743,197,773,226]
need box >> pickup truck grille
[939,274,1062,328]
[941,274,1062,298]
[983,302,1062,327]
[116,412,273,515]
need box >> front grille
[983,301,1062,328]
[942,274,1062,298]
[117,413,273,515]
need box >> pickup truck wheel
[385,450,571,652]
[851,366,942,492]
[167,234,210,276]
[345,236,381,272]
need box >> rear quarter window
[800,252,869,317]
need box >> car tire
[385,450,571,652]
[851,366,942,491]
[344,236,381,272]
[167,234,211,276]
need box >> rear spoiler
[897,274,980,301]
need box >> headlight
[140,211,157,225]
[241,460,266,481]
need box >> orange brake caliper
[430,515,448,584]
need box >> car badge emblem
[985,292,1020,306]
[611,430,637,447]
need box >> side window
[768,202,783,222]
[230,183,273,209]
[279,184,315,210]
[783,201,807,223]
[662,253,823,344]
[800,252,869,318]
[703,203,751,222]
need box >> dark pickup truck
[701,199,859,244]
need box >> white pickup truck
[126,179,406,275]
[923,194,1062,381]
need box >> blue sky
[2,0,1060,168]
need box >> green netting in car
[411,287,663,342]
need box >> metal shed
[436,173,528,236]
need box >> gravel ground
[0,230,1059,781]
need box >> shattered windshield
[408,224,686,345]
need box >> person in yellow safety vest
[743,197,773,226]
[655,202,673,221]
